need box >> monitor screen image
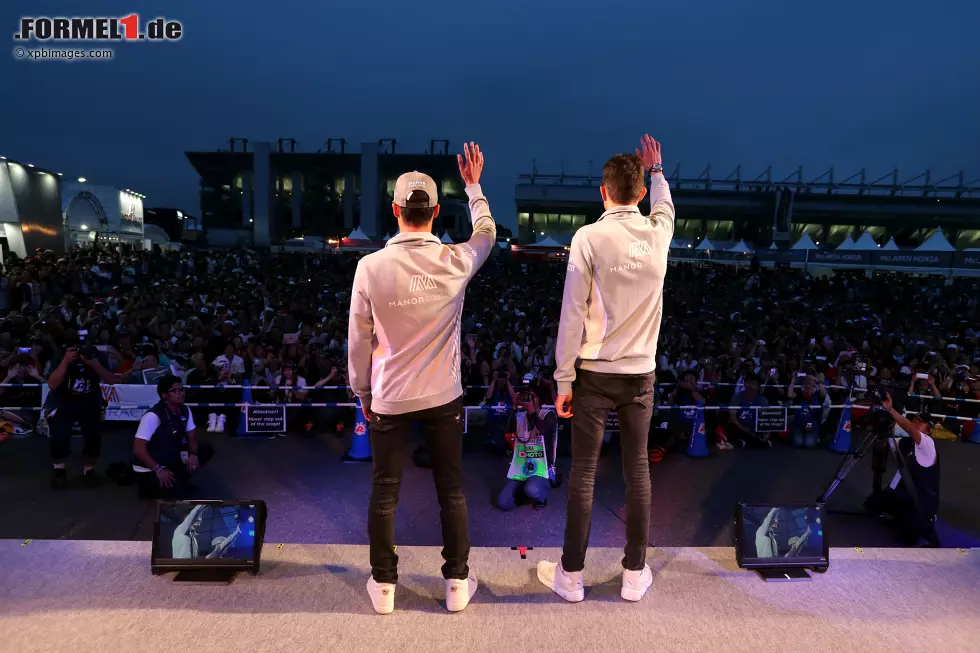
[155,503,259,562]
[740,504,825,563]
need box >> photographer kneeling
[497,388,559,511]
[868,393,941,547]
[132,376,214,500]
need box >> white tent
[346,227,369,241]
[917,230,956,252]
[835,236,856,250]
[382,232,391,241]
[728,240,752,253]
[851,231,881,250]
[882,237,900,251]
[792,232,820,250]
[669,238,682,248]
[695,238,717,251]
[440,231,454,244]
[530,235,565,248]
[769,242,779,250]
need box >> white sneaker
[537,560,585,602]
[621,564,653,602]
[366,577,395,615]
[207,414,217,433]
[446,574,478,612]
[216,415,227,433]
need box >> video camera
[75,330,99,360]
[853,387,895,434]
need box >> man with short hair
[539,135,674,603]
[348,143,496,614]
[131,376,214,499]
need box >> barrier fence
[2,383,976,428]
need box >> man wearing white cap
[348,143,496,614]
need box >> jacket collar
[385,231,442,248]
[597,205,642,222]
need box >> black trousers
[368,397,469,584]
[135,442,215,500]
[562,370,654,573]
[49,405,102,461]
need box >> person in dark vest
[46,337,119,490]
[131,376,214,500]
[872,393,941,547]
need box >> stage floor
[1,541,978,653]
[2,427,980,549]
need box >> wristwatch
[648,164,663,175]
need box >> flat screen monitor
[735,502,829,569]
[151,500,267,575]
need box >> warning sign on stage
[246,405,286,433]
[605,412,620,432]
[754,407,788,432]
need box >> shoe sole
[621,579,652,602]
[537,567,584,603]
[371,603,394,615]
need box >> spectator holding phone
[786,374,829,448]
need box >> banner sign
[871,251,954,268]
[953,252,980,270]
[755,406,788,432]
[754,250,808,264]
[41,383,159,421]
[808,251,871,266]
[246,405,286,433]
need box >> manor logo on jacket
[408,274,437,292]
[629,240,653,258]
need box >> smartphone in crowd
[916,372,929,380]
[796,372,806,378]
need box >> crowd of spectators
[1,245,979,451]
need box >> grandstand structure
[515,163,980,249]
[185,138,471,247]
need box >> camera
[855,388,895,434]
[76,330,99,359]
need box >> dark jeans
[368,397,469,584]
[498,475,549,511]
[562,370,654,573]
[49,405,102,462]
[135,442,215,500]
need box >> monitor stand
[172,568,238,585]
[756,567,812,582]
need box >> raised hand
[636,134,662,170]
[457,142,484,186]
